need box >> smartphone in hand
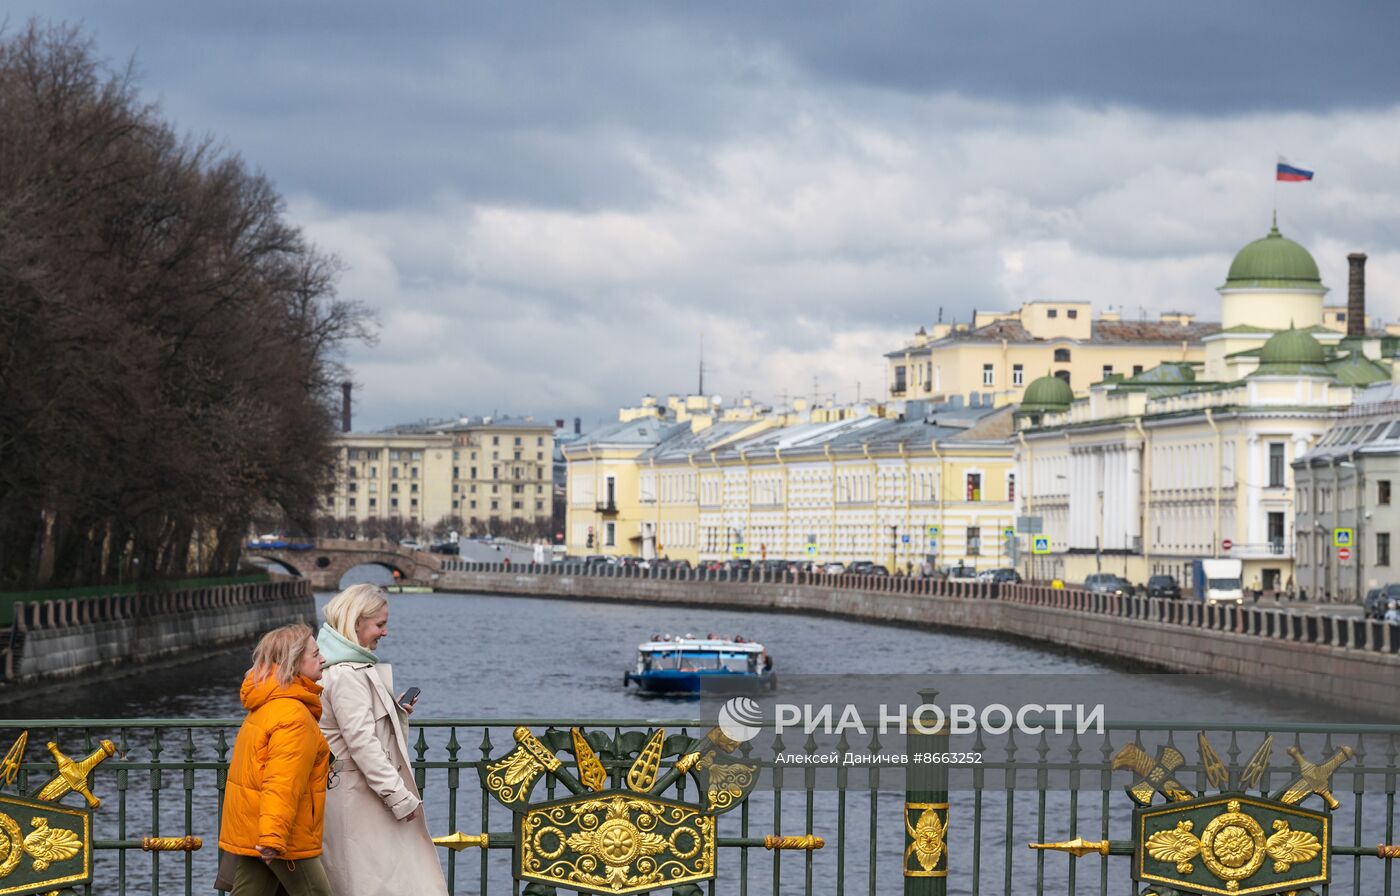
[398,686,421,711]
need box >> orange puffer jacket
[218,669,330,859]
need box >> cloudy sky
[17,2,1400,429]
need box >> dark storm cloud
[12,2,1400,428]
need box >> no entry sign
[1339,546,1352,561]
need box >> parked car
[399,539,424,550]
[1145,574,1182,599]
[1365,588,1386,619]
[867,564,890,576]
[977,567,1021,584]
[582,554,616,567]
[1084,573,1133,596]
[757,559,792,575]
[942,563,978,581]
[822,562,846,575]
[847,560,876,575]
[724,558,753,573]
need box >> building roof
[568,418,679,448]
[1222,220,1323,290]
[885,317,1219,357]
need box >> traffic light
[586,525,594,549]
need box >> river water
[2,583,1392,895]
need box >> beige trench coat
[319,662,448,896]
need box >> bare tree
[0,22,374,588]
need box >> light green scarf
[317,622,378,666]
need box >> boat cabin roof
[638,638,764,654]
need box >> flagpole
[1273,154,1279,224]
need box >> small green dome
[1223,220,1322,290]
[1259,328,1325,365]
[1021,374,1073,409]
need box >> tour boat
[623,635,775,695]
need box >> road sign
[1221,538,1233,551]
[1032,536,1052,555]
[805,544,817,557]
[1017,515,1044,534]
[1003,526,1016,540]
[928,538,939,551]
[1339,546,1352,561]
[901,534,910,544]
[733,543,746,558]
[1334,528,1354,548]
[926,525,940,537]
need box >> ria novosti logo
[717,696,765,743]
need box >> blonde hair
[323,583,388,644]
[250,623,315,687]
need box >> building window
[491,500,499,510]
[1380,480,1392,506]
[1268,512,1285,553]
[1053,348,1071,362]
[1047,309,1058,319]
[369,498,377,509]
[536,500,544,511]
[410,498,418,509]
[493,436,499,445]
[982,363,994,386]
[966,472,982,502]
[471,466,477,478]
[1379,532,1391,567]
[1268,443,1285,487]
[369,466,376,478]
[894,365,907,392]
[391,467,399,479]
[1133,365,1144,376]
[1336,311,1347,322]
[390,498,399,509]
[452,483,459,493]
[348,498,356,509]
[390,483,399,493]
[1102,365,1113,379]
[348,482,357,493]
[513,500,521,510]
[452,466,459,478]
[1007,473,1015,502]
[605,522,616,547]
[1012,364,1024,386]
[537,436,544,446]
[1067,309,1078,319]
[410,483,418,493]
[1054,370,1071,385]
[967,526,981,555]
[470,500,477,509]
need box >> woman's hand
[403,807,420,822]
[257,845,280,864]
[397,691,419,716]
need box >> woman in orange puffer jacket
[218,623,333,896]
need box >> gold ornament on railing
[1028,837,1110,858]
[0,733,27,789]
[763,835,824,850]
[36,740,117,808]
[141,836,202,852]
[433,832,490,851]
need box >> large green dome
[1021,374,1073,410]
[1259,328,1325,365]
[1223,220,1322,290]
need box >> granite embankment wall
[439,565,1400,717]
[2,579,315,684]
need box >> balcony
[595,500,618,515]
[1224,540,1292,559]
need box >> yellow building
[884,302,1215,406]
[565,395,1017,571]
[1014,222,1393,591]
[327,417,556,536]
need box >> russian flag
[1277,160,1314,182]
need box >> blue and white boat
[624,635,776,695]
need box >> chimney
[340,381,352,433]
[1348,252,1367,338]
[574,417,581,435]
[555,418,564,430]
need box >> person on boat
[316,585,448,896]
[218,623,332,896]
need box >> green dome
[1259,328,1325,365]
[1223,220,1322,290]
[1021,374,1073,409]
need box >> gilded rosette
[903,802,948,878]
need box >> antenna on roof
[698,333,705,396]
[937,307,944,323]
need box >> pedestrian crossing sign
[1032,536,1051,555]
[1333,528,1353,548]
[1002,526,1016,540]
[733,543,746,557]
[805,544,817,557]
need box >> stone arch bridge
[245,538,443,590]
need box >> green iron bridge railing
[0,714,1398,895]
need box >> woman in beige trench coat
[316,585,448,896]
